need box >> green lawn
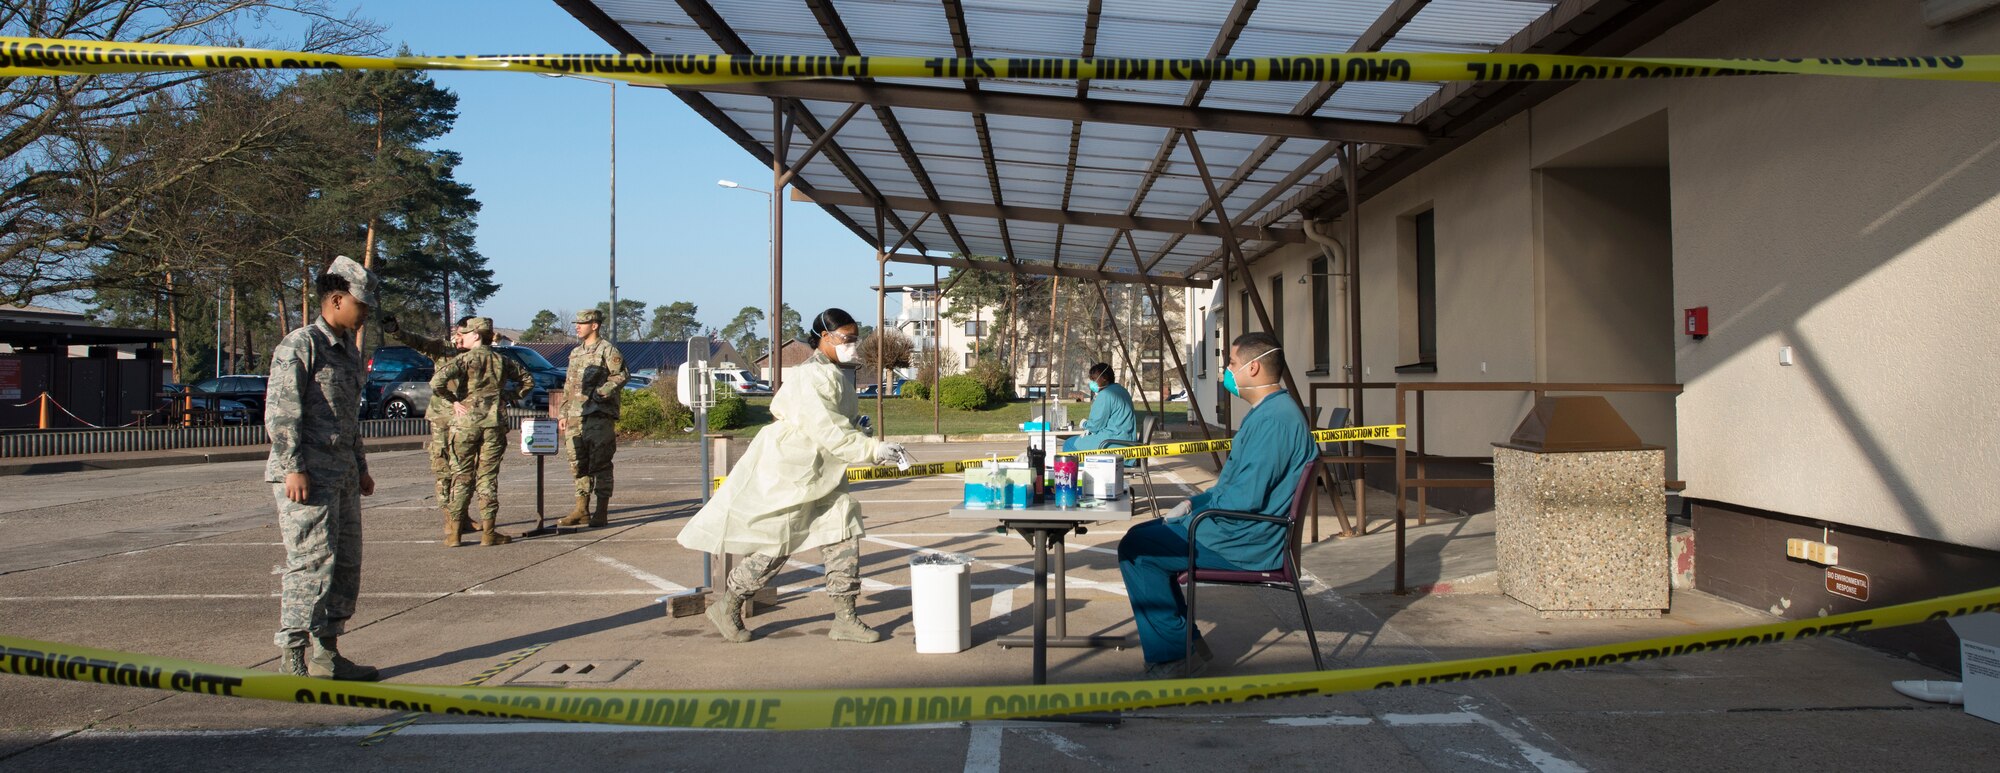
[713,396,1189,439]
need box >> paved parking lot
[1,441,1993,771]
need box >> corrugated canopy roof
[553,0,1706,286]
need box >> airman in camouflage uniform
[430,317,532,546]
[559,308,626,527]
[384,315,480,537]
[266,255,379,681]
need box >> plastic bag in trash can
[910,552,973,566]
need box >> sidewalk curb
[0,439,428,477]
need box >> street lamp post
[542,73,619,342]
[718,179,778,382]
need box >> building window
[1310,256,1330,374]
[964,352,979,369]
[1239,289,1251,337]
[1397,209,1438,374]
[963,320,986,337]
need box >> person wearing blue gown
[1117,332,1315,679]
[1062,362,1138,453]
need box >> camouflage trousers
[429,420,454,503]
[272,474,363,648]
[727,539,863,599]
[563,415,616,500]
[448,425,507,523]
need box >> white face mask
[834,342,860,363]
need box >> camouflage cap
[574,309,605,324]
[459,316,493,334]
[325,255,377,306]
[324,255,378,306]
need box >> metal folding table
[949,498,1135,685]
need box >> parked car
[712,369,771,396]
[187,375,269,421]
[158,383,251,425]
[364,345,433,414]
[856,378,909,398]
[373,344,564,419]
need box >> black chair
[1100,414,1160,516]
[1176,460,1326,670]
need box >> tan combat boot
[828,596,884,643]
[459,514,483,532]
[481,518,514,546]
[706,590,752,643]
[589,494,610,527]
[278,645,308,676]
[443,516,461,548]
[557,494,590,527]
[307,637,379,681]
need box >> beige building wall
[1205,0,2000,547]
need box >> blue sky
[347,0,902,334]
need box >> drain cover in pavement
[507,660,639,684]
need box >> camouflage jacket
[390,330,460,423]
[562,339,627,419]
[430,345,532,429]
[265,317,368,482]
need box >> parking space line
[963,723,1004,773]
[585,551,687,592]
[987,586,1016,620]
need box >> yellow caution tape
[5,37,1999,84]
[709,424,1405,490]
[1058,424,1406,461]
[4,587,1996,729]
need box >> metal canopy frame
[554,0,1718,538]
[554,0,1705,285]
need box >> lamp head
[717,179,739,189]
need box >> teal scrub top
[1173,390,1316,570]
[1071,383,1139,451]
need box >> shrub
[650,375,695,433]
[708,393,749,430]
[937,375,989,411]
[616,389,673,437]
[903,379,930,401]
[966,357,1013,403]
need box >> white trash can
[909,553,973,654]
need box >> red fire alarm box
[1684,307,1708,338]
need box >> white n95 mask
[835,342,860,363]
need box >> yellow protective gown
[677,351,883,557]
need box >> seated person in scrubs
[677,308,914,644]
[1116,332,1314,679]
[1062,362,1138,453]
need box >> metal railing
[1309,380,1683,593]
[0,417,432,458]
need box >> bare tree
[0,0,382,304]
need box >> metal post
[770,102,790,392]
[1395,384,1407,595]
[1343,143,1367,534]
[1141,283,1222,469]
[608,82,618,344]
[213,284,222,378]
[933,265,941,436]
[875,207,887,432]
[1416,390,1428,526]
